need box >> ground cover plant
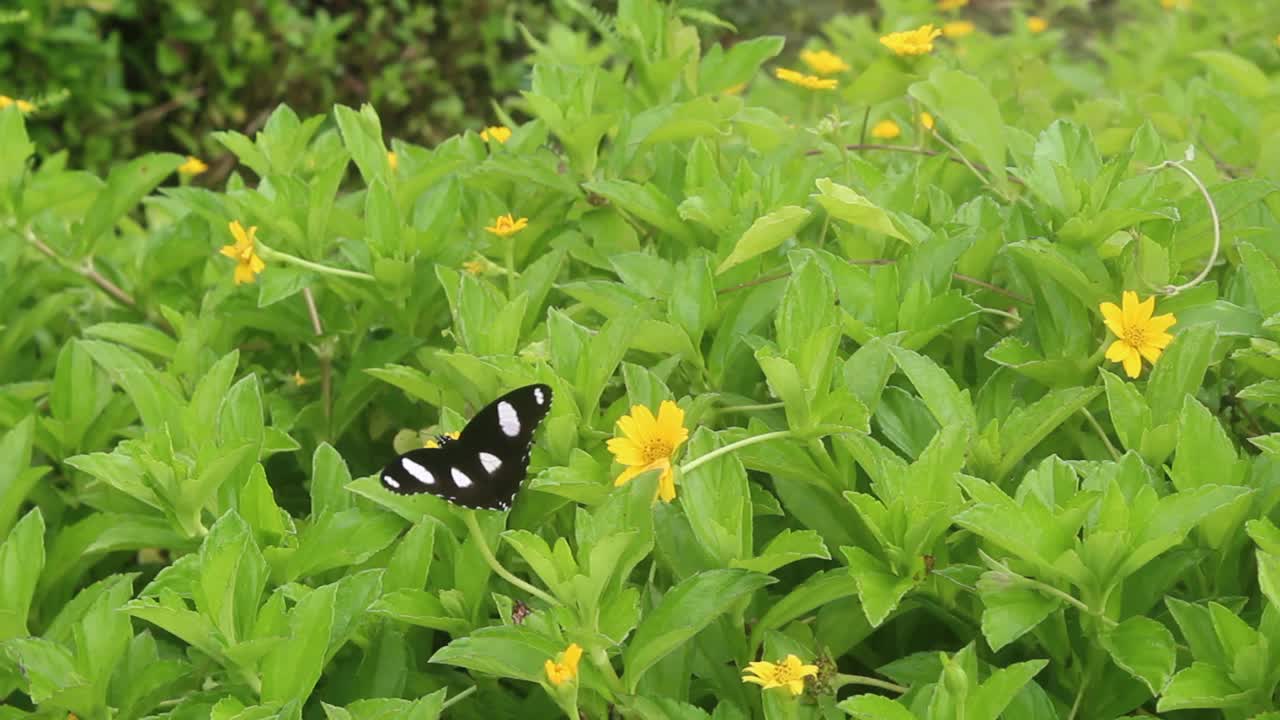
[3,0,1280,718]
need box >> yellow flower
[920,112,935,130]
[544,643,582,687]
[0,95,36,113]
[774,68,838,90]
[424,431,461,449]
[387,151,399,171]
[480,125,512,143]
[1027,16,1048,33]
[799,49,850,75]
[943,20,976,38]
[606,400,689,503]
[871,120,901,140]
[218,221,266,285]
[722,82,748,95]
[742,654,819,696]
[293,371,306,387]
[485,213,529,238]
[178,156,208,176]
[463,259,488,275]
[1100,291,1177,379]
[880,24,943,56]
[937,0,969,10]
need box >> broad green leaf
[429,624,562,682]
[1157,662,1249,712]
[812,178,907,242]
[967,660,1048,720]
[1192,50,1270,98]
[909,69,1009,194]
[839,695,918,720]
[1101,616,1175,695]
[0,416,37,538]
[976,573,1059,652]
[0,508,44,640]
[80,153,185,249]
[623,569,773,690]
[261,583,338,705]
[716,205,812,274]
[1145,323,1216,426]
[841,547,915,627]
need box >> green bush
[3,0,1280,718]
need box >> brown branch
[103,87,206,134]
[717,257,1032,305]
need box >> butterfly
[379,384,553,511]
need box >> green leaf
[1144,323,1216,426]
[196,512,268,646]
[967,660,1048,720]
[841,547,915,627]
[1237,243,1280,317]
[887,346,977,437]
[333,104,389,186]
[0,508,44,640]
[909,69,1009,194]
[429,624,562,682]
[370,590,468,636]
[82,323,177,360]
[1157,662,1249,712]
[623,569,773,690]
[80,153,185,250]
[261,583,337,705]
[996,386,1101,480]
[0,416,37,539]
[976,573,1059,652]
[732,529,829,575]
[812,178,907,242]
[716,206,813,274]
[750,570,861,650]
[1192,50,1270,98]
[0,106,34,190]
[582,179,694,243]
[1101,616,1175,695]
[1101,368,1151,452]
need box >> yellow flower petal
[656,466,676,502]
[606,437,647,467]
[1099,302,1125,337]
[1122,348,1142,378]
[1121,290,1141,326]
[1135,294,1156,323]
[1147,332,1174,350]
[1105,339,1132,363]
[1148,313,1177,334]
[1138,343,1164,363]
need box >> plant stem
[716,401,786,414]
[257,244,376,282]
[835,673,910,694]
[504,239,517,297]
[440,685,477,711]
[678,430,795,475]
[301,287,332,427]
[462,510,560,607]
[1148,156,1220,294]
[591,646,626,698]
[1080,407,1121,461]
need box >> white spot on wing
[534,387,545,405]
[402,458,434,485]
[497,401,521,437]
[451,467,473,488]
[383,475,401,489]
[479,452,503,474]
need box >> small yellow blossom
[920,112,935,130]
[871,120,901,140]
[774,68,838,91]
[387,151,399,172]
[1027,16,1048,33]
[293,371,306,387]
[722,82,748,95]
[463,259,488,275]
[880,24,943,56]
[742,655,819,696]
[937,0,969,10]
[607,400,689,503]
[177,156,208,176]
[480,126,513,143]
[218,221,266,285]
[1100,291,1177,379]
[544,643,582,686]
[799,49,850,76]
[943,20,976,38]
[485,213,529,238]
[1160,0,1191,8]
[0,96,36,113]
[424,431,461,449]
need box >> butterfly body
[379,384,552,511]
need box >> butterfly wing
[379,384,553,510]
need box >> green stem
[440,685,477,711]
[678,430,795,475]
[1080,407,1122,462]
[715,401,785,414]
[504,239,517,297]
[256,244,376,282]
[834,673,909,694]
[462,510,561,607]
[591,647,626,698]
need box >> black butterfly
[379,384,553,511]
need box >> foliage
[3,0,1280,718]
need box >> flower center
[642,438,673,463]
[1122,325,1146,348]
